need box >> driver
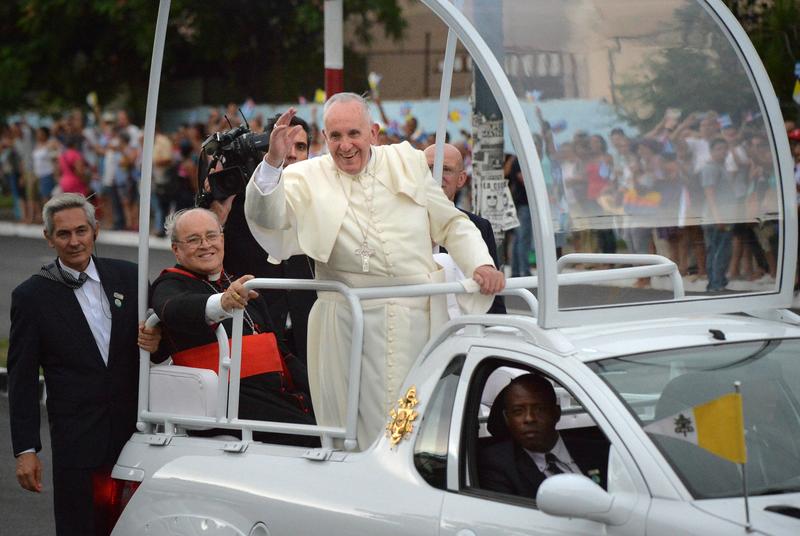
[479,373,607,497]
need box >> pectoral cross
[355,241,374,272]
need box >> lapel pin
[114,292,124,308]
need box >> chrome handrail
[138,255,684,447]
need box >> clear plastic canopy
[462,0,781,228]
[437,0,794,323]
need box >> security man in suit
[424,142,506,314]
[8,193,161,536]
[479,373,608,498]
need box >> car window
[414,355,466,490]
[587,339,800,498]
[462,359,610,507]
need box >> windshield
[459,0,783,307]
[587,339,800,499]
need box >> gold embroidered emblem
[386,386,419,447]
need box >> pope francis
[245,93,505,448]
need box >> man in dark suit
[478,373,608,499]
[424,143,506,314]
[8,193,160,536]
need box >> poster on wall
[472,115,519,244]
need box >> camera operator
[198,114,316,367]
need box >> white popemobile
[108,1,800,535]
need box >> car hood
[692,494,800,535]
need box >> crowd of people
[1,100,795,293]
[0,101,468,233]
[0,106,238,234]
[506,108,789,292]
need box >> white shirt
[102,146,121,188]
[686,137,711,174]
[204,272,232,324]
[245,143,494,447]
[32,144,56,178]
[61,258,111,365]
[524,435,581,477]
[252,157,284,193]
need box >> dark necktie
[72,271,89,288]
[545,452,565,475]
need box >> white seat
[149,365,218,418]
[479,367,523,437]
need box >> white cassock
[245,141,494,448]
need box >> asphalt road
[0,393,55,535]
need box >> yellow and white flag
[645,392,746,464]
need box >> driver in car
[479,373,608,498]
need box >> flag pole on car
[644,381,750,530]
[734,382,752,532]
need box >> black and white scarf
[35,258,89,289]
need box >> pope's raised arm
[244,108,326,261]
[264,107,305,168]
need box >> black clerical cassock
[151,265,316,446]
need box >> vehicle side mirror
[536,474,630,526]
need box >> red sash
[173,332,285,378]
[162,266,287,379]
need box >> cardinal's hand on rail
[221,274,260,311]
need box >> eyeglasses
[174,231,223,248]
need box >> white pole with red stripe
[324,0,344,97]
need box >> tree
[0,0,405,119]
[614,0,800,131]
[0,1,159,117]
[614,2,768,132]
[728,0,800,118]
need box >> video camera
[197,113,269,204]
